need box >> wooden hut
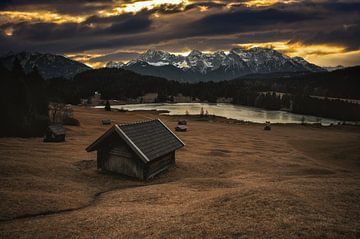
[175,125,187,132]
[86,119,185,180]
[44,124,66,142]
[175,119,187,132]
[264,121,271,131]
[101,119,112,125]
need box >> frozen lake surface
[103,103,354,125]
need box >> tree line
[48,67,359,121]
[0,60,49,137]
[1,63,359,137]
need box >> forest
[0,60,49,137]
[48,66,360,121]
[1,63,359,137]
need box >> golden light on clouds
[99,0,189,16]
[0,0,301,25]
[199,6,209,12]
[3,27,14,36]
[237,41,345,56]
[243,0,299,7]
[308,50,360,67]
[65,53,105,68]
[0,11,86,24]
[236,41,359,66]
[1,0,356,67]
[66,53,102,60]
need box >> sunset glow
[236,41,357,66]
[0,11,86,24]
[237,41,345,56]
[0,0,358,67]
[100,0,189,16]
[243,0,299,7]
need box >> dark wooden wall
[145,151,175,179]
[97,139,176,180]
[97,141,145,179]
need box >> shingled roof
[48,124,66,136]
[86,119,185,163]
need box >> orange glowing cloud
[98,0,189,16]
[236,41,360,66]
[0,1,191,25]
[243,0,300,7]
[65,53,105,68]
[0,11,86,24]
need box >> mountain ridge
[106,48,325,82]
[0,51,91,79]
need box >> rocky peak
[188,49,203,57]
[106,47,325,82]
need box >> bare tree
[49,102,73,123]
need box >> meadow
[0,107,359,238]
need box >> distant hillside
[61,65,360,102]
[67,67,174,101]
[231,66,360,100]
[0,52,91,79]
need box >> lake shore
[104,102,358,125]
[1,106,359,238]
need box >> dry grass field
[0,106,359,238]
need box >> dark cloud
[188,8,321,36]
[323,1,360,12]
[104,15,152,34]
[0,0,113,15]
[85,12,153,34]
[302,24,360,51]
[0,12,152,42]
[85,13,138,24]
[1,22,90,41]
[0,0,359,66]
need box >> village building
[173,93,192,103]
[44,124,66,142]
[138,93,158,103]
[216,97,233,103]
[86,119,185,180]
[89,91,104,105]
[101,119,112,125]
[80,98,88,105]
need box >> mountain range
[0,51,91,79]
[0,48,326,82]
[106,48,325,82]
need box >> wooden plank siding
[98,142,145,179]
[145,152,175,179]
[97,141,176,180]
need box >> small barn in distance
[44,124,66,142]
[86,119,185,180]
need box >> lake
[104,103,355,125]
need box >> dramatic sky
[0,0,359,68]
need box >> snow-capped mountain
[106,61,125,68]
[0,51,91,79]
[107,48,325,82]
